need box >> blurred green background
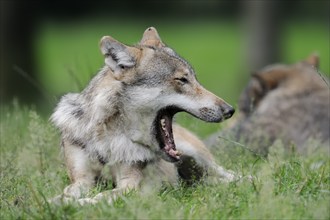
[1,1,329,136]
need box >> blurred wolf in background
[50,27,238,205]
[208,54,329,155]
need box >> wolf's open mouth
[154,107,182,162]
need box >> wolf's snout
[195,93,235,123]
[197,105,234,123]
[199,107,222,122]
[222,106,235,119]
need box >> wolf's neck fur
[51,66,157,165]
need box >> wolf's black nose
[223,107,235,119]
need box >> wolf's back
[235,87,329,154]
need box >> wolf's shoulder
[50,93,88,139]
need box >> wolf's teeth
[172,150,181,156]
[168,149,181,159]
[160,119,166,130]
[176,150,182,156]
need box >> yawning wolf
[51,27,237,205]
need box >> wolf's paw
[219,170,240,183]
[76,192,115,205]
[77,197,98,205]
[218,171,254,184]
[231,174,255,183]
[47,194,75,205]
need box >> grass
[1,102,329,219]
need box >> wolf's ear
[140,27,165,48]
[304,53,319,68]
[100,36,136,73]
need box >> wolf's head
[239,53,324,116]
[99,27,234,162]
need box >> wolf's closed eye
[175,77,189,84]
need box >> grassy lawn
[1,19,329,219]
[1,103,329,219]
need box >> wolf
[208,54,329,155]
[50,27,237,205]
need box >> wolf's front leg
[173,125,240,182]
[50,142,101,204]
[78,163,144,205]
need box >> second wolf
[208,54,329,155]
[51,27,238,205]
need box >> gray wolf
[209,54,329,155]
[50,27,237,205]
